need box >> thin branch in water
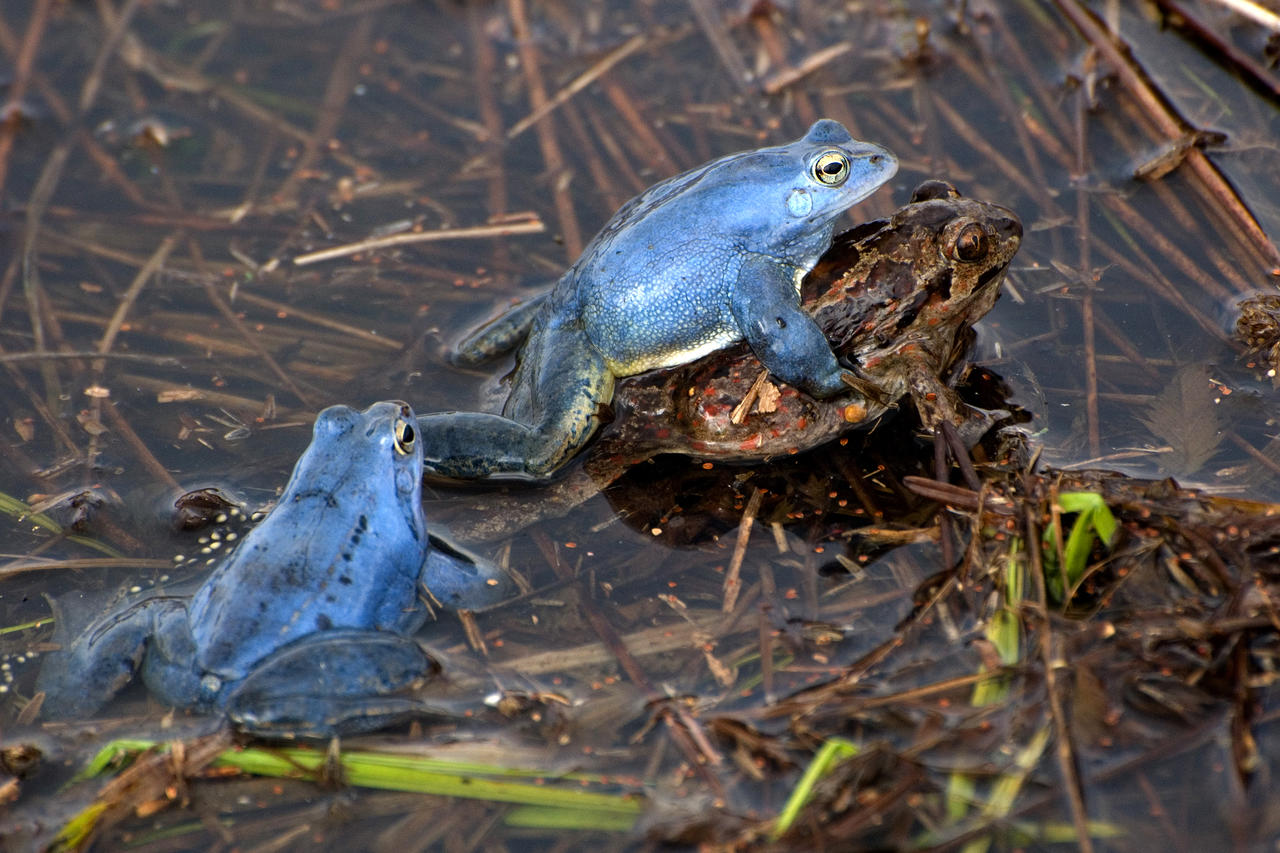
[688,0,753,91]
[188,238,316,409]
[1023,487,1096,853]
[506,34,647,141]
[0,0,54,198]
[100,399,181,492]
[0,352,181,365]
[275,13,372,203]
[508,0,584,261]
[761,42,852,96]
[292,217,545,266]
[723,487,763,614]
[97,232,180,357]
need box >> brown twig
[468,3,513,273]
[1023,478,1095,853]
[688,0,753,92]
[275,14,372,203]
[99,401,181,492]
[602,79,683,177]
[0,0,53,198]
[723,487,763,613]
[292,217,545,266]
[507,34,648,141]
[1153,0,1280,103]
[508,0,583,261]
[1075,88,1102,460]
[529,530,728,797]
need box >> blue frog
[420,119,897,480]
[35,401,509,737]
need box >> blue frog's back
[572,119,897,375]
[188,402,430,680]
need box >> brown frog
[439,182,1022,540]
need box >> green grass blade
[771,736,859,838]
[67,738,643,837]
[0,490,125,558]
[503,805,641,831]
[218,746,643,819]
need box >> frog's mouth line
[977,263,1011,289]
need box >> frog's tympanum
[435,183,1022,542]
[421,119,897,480]
[36,402,509,737]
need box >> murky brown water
[1,0,1279,849]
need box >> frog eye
[393,418,416,456]
[951,223,989,262]
[812,151,851,186]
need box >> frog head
[687,120,898,269]
[276,400,428,564]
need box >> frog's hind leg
[418,332,614,480]
[450,293,548,366]
[140,600,212,711]
[34,594,187,720]
[225,629,442,737]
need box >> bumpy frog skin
[420,119,897,480]
[35,402,509,737]
[434,183,1022,542]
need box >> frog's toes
[840,370,894,407]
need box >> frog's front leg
[424,532,514,609]
[35,595,189,720]
[417,329,614,480]
[731,253,851,398]
[225,629,442,737]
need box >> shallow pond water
[1,0,1279,849]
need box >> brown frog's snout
[993,213,1023,242]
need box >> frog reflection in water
[36,402,509,737]
[435,183,1022,542]
[420,119,897,480]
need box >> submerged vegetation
[0,0,1278,849]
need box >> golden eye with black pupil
[952,223,989,262]
[394,419,416,455]
[812,151,850,186]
